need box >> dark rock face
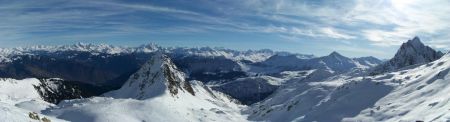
[161,54,196,96]
[371,37,444,74]
[33,78,108,104]
[163,62,195,96]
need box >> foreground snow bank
[0,78,66,122]
[46,80,247,122]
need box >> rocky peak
[394,36,443,66]
[323,51,351,62]
[371,36,444,74]
[328,51,342,57]
[407,36,423,46]
[106,52,195,99]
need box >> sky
[0,0,449,58]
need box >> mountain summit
[371,36,443,74]
[328,51,343,57]
[105,52,195,99]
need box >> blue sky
[0,0,449,58]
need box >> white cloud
[347,0,450,46]
[239,0,450,48]
[87,1,200,15]
[319,27,355,39]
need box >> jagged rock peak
[407,36,423,46]
[394,36,443,64]
[107,52,195,99]
[371,36,444,74]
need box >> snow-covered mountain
[0,53,248,122]
[0,43,327,106]
[371,37,443,75]
[247,52,450,121]
[46,52,247,122]
[207,51,382,105]
[3,41,428,122]
[104,52,196,99]
[246,37,450,122]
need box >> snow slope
[347,53,450,121]
[248,51,450,122]
[0,78,66,122]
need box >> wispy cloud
[319,27,355,39]
[346,0,450,46]
[0,0,449,58]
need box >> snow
[247,51,450,121]
[0,78,42,104]
[347,54,450,121]
[0,78,67,122]
[49,81,247,122]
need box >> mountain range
[0,36,447,122]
